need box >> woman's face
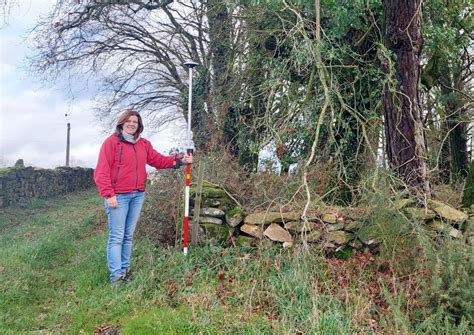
[123,115,139,135]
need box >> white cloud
[0,86,101,167]
[0,86,186,168]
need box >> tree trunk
[383,0,430,196]
[207,0,233,147]
[439,68,469,185]
[449,72,469,183]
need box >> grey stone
[299,230,322,242]
[244,211,301,225]
[199,207,225,218]
[326,223,344,231]
[204,199,221,207]
[198,216,223,225]
[327,231,354,245]
[428,200,469,223]
[225,208,244,227]
[284,221,316,233]
[201,224,231,242]
[240,224,263,238]
[449,228,462,239]
[357,227,378,244]
[322,213,337,224]
[264,223,292,242]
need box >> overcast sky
[0,0,188,169]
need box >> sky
[0,0,187,169]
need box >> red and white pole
[183,159,191,255]
[183,61,198,256]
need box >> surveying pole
[183,61,198,256]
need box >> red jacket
[94,134,177,198]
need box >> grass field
[0,188,471,334]
[0,188,355,334]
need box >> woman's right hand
[106,195,118,208]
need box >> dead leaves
[217,269,237,304]
[94,324,120,335]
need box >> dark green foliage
[415,239,473,332]
[335,245,353,260]
[423,0,472,185]
[462,161,474,207]
[421,52,443,90]
[358,190,420,273]
[236,0,386,202]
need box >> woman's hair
[115,110,144,139]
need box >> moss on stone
[225,207,244,227]
[190,184,226,199]
[225,207,243,217]
[201,223,231,242]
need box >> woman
[94,110,192,283]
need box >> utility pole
[65,114,70,167]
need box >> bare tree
[31,0,208,129]
[1,0,18,26]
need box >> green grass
[0,188,471,334]
[0,188,353,334]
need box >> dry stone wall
[0,166,94,207]
[190,182,474,251]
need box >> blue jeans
[105,191,145,282]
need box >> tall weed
[358,173,473,333]
[268,247,353,334]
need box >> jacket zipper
[113,145,123,186]
[133,144,138,190]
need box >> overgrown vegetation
[463,160,474,207]
[1,182,471,333]
[31,1,472,200]
[2,3,471,332]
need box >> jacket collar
[116,132,140,144]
